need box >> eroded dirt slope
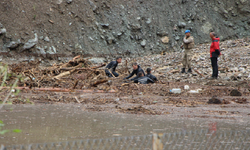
[0,0,250,61]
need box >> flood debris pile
[0,39,250,116]
[2,56,114,91]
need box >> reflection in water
[0,104,248,145]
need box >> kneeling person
[105,57,122,77]
[134,72,154,84]
[124,63,145,81]
[146,68,158,82]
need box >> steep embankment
[0,0,249,61]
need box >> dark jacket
[105,61,118,72]
[146,73,158,82]
[124,65,145,80]
[210,37,221,58]
[134,76,154,84]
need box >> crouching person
[134,72,154,84]
[105,57,122,77]
[124,63,145,81]
[146,68,158,82]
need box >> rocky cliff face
[0,0,249,60]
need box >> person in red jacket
[209,32,221,79]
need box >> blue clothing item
[185,30,190,33]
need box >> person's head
[185,30,191,37]
[146,68,152,74]
[138,72,144,77]
[210,32,216,39]
[132,63,138,70]
[116,56,122,63]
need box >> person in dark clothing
[209,32,221,80]
[133,72,154,84]
[146,68,158,82]
[124,63,145,81]
[105,57,122,77]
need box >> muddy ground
[0,39,250,119]
[4,81,249,118]
[0,70,249,119]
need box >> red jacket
[210,37,220,57]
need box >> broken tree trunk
[91,79,108,87]
[53,69,76,80]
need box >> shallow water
[0,104,249,145]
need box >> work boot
[181,68,186,73]
[187,68,192,73]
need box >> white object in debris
[189,89,202,93]
[184,85,190,90]
[170,88,181,94]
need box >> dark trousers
[105,70,119,77]
[211,57,218,77]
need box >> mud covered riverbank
[0,39,250,118]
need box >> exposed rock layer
[0,0,249,57]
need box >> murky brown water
[0,104,249,145]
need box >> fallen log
[53,69,76,80]
[2,87,117,93]
[91,79,108,87]
[169,69,179,74]
[75,89,117,93]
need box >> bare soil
[1,40,250,119]
[1,79,249,119]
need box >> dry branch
[91,79,108,87]
[194,69,205,77]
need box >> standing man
[124,63,145,81]
[209,32,221,79]
[105,56,122,77]
[180,30,195,73]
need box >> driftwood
[169,69,179,74]
[91,79,108,87]
[53,64,106,80]
[2,87,116,93]
[53,69,76,80]
[121,83,130,86]
[194,69,205,77]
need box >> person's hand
[180,45,183,49]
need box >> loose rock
[161,36,169,44]
[0,28,7,34]
[141,40,146,47]
[230,89,242,96]
[6,39,21,49]
[23,33,38,51]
